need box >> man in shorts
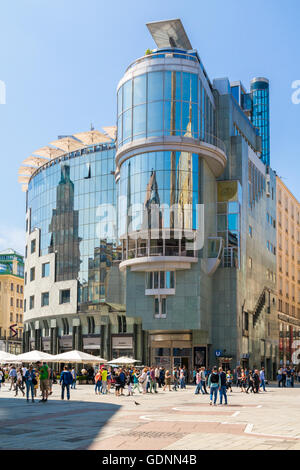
[38,362,50,402]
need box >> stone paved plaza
[0,382,300,450]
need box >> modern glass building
[19,19,280,376]
[250,78,270,167]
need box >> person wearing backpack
[60,366,73,400]
[208,366,219,406]
[218,367,228,405]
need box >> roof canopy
[18,126,115,191]
[49,137,86,152]
[146,19,192,50]
[73,130,111,145]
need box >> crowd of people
[0,362,299,405]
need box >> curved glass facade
[27,144,120,305]
[118,150,200,238]
[117,70,215,147]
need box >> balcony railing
[126,51,199,73]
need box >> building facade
[0,249,24,354]
[276,176,300,366]
[19,19,280,377]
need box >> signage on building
[112,335,133,349]
[215,350,222,357]
[83,335,101,350]
[59,336,72,349]
[42,337,51,351]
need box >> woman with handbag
[25,364,36,403]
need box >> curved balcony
[119,239,198,272]
[116,132,227,179]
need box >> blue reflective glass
[147,101,163,136]
[182,72,191,102]
[117,87,122,116]
[133,74,146,106]
[148,71,163,102]
[133,104,146,138]
[122,109,132,143]
[123,80,132,111]
[228,214,239,231]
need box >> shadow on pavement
[0,392,121,450]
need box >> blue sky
[0,0,299,253]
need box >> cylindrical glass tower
[250,77,270,167]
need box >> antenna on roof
[90,123,94,131]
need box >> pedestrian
[38,361,50,403]
[172,367,179,391]
[139,368,148,394]
[226,370,233,392]
[9,365,17,391]
[179,367,186,389]
[60,366,73,400]
[253,369,260,393]
[114,371,121,397]
[163,370,171,392]
[71,367,77,389]
[208,367,219,406]
[132,369,142,394]
[95,369,102,394]
[201,367,208,394]
[259,367,267,392]
[25,364,36,403]
[119,368,126,395]
[218,367,228,405]
[194,369,205,395]
[246,372,255,393]
[15,368,25,397]
[101,367,108,395]
[0,367,3,389]
[277,368,283,387]
[159,367,165,388]
[21,363,27,389]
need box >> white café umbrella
[52,350,107,364]
[107,356,141,365]
[0,351,21,363]
[16,350,54,362]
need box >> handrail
[125,51,199,73]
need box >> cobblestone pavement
[0,383,300,450]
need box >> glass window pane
[165,71,181,101]
[228,214,239,231]
[182,72,191,101]
[123,80,132,111]
[123,109,132,143]
[117,86,123,115]
[148,71,163,102]
[160,271,165,288]
[147,101,163,136]
[133,104,146,139]
[133,74,146,106]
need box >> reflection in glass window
[148,71,163,102]
[123,80,132,111]
[133,104,146,138]
[133,74,146,106]
[147,101,163,136]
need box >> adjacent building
[276,176,300,366]
[0,249,24,354]
[19,19,283,377]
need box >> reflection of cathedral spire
[142,170,162,230]
[176,84,193,230]
[49,164,81,281]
